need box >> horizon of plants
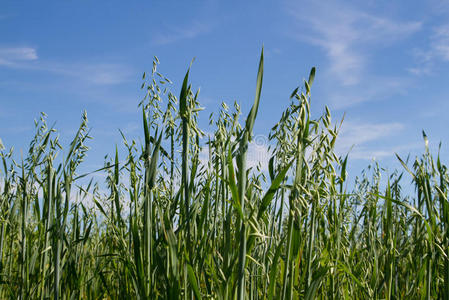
[0,49,448,299]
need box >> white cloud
[0,46,133,85]
[348,143,420,160]
[41,62,134,85]
[407,66,431,76]
[338,121,404,146]
[431,24,449,61]
[336,121,405,160]
[286,0,421,86]
[152,21,211,46]
[70,63,134,85]
[29,61,133,85]
[0,47,38,66]
[328,76,410,109]
[409,23,449,75]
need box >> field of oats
[1,50,448,299]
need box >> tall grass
[1,50,449,299]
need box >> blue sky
[1,0,449,181]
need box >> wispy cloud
[0,47,38,66]
[339,122,404,145]
[336,121,405,160]
[431,24,449,60]
[408,23,449,75]
[286,0,421,86]
[347,143,421,160]
[328,76,410,109]
[48,62,134,85]
[151,21,212,46]
[0,46,133,85]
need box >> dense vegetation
[1,50,449,299]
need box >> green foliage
[0,51,448,299]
